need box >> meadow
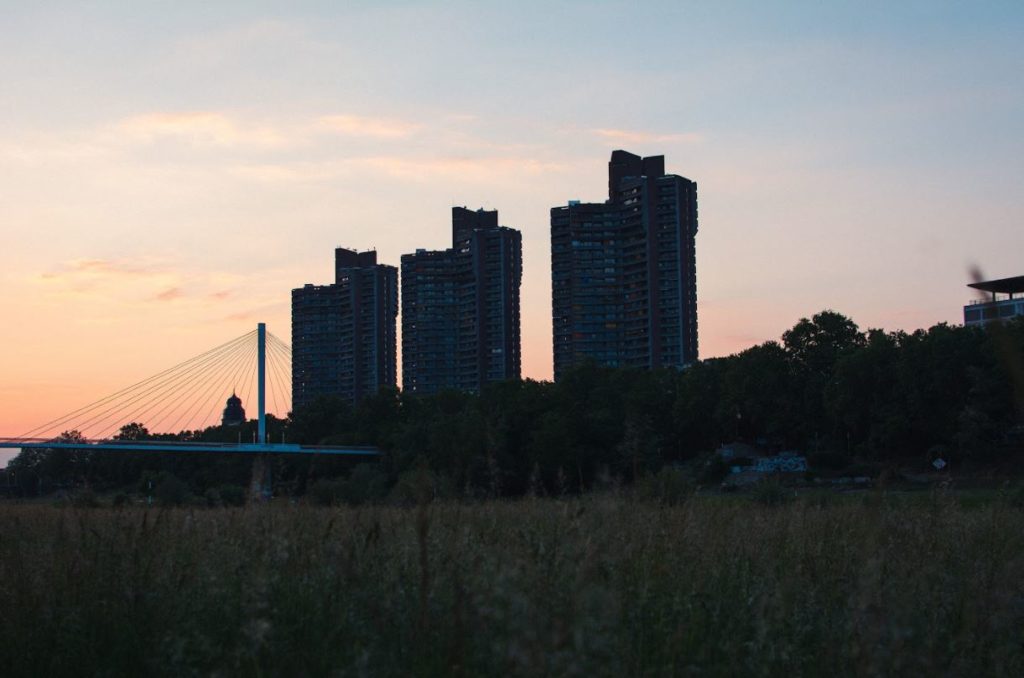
[1,493,1022,677]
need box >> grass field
[1,493,1023,677]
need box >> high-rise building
[402,207,522,395]
[550,150,698,380]
[292,248,398,408]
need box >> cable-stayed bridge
[0,323,377,458]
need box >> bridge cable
[266,350,281,421]
[154,340,253,436]
[19,330,253,438]
[266,339,292,415]
[164,340,256,436]
[81,334,253,439]
[240,345,258,427]
[119,338,250,437]
[271,348,291,415]
[266,333,293,409]
[21,331,255,439]
[88,336,253,438]
[194,341,257,433]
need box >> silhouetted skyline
[1,1,1023,445]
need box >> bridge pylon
[258,322,266,446]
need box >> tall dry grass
[1,494,1022,677]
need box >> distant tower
[401,207,522,395]
[222,392,246,427]
[292,249,398,407]
[550,150,699,380]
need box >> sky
[1,0,1023,460]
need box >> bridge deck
[0,439,378,456]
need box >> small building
[964,275,1024,326]
[221,392,246,427]
[716,442,760,461]
[716,442,807,485]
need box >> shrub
[808,451,851,472]
[753,478,792,507]
[72,488,99,508]
[340,464,390,506]
[389,467,452,505]
[218,484,246,507]
[308,466,390,507]
[844,462,881,479]
[635,467,694,506]
[308,479,345,506]
[154,474,189,507]
[698,455,730,485]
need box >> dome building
[221,392,246,427]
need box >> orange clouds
[41,258,159,279]
[118,112,291,148]
[316,114,422,138]
[592,128,703,145]
[359,155,567,181]
[34,258,247,310]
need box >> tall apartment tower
[550,150,698,380]
[402,207,522,395]
[291,248,398,408]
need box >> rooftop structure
[964,275,1024,326]
[967,275,1024,297]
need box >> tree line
[6,311,1023,501]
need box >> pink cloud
[155,287,184,302]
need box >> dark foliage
[8,312,1023,499]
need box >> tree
[782,311,865,450]
[783,310,865,373]
[716,341,796,446]
[114,423,150,441]
[9,430,90,490]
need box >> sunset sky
[1,1,1023,459]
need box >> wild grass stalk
[0,495,1021,676]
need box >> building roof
[968,275,1024,294]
